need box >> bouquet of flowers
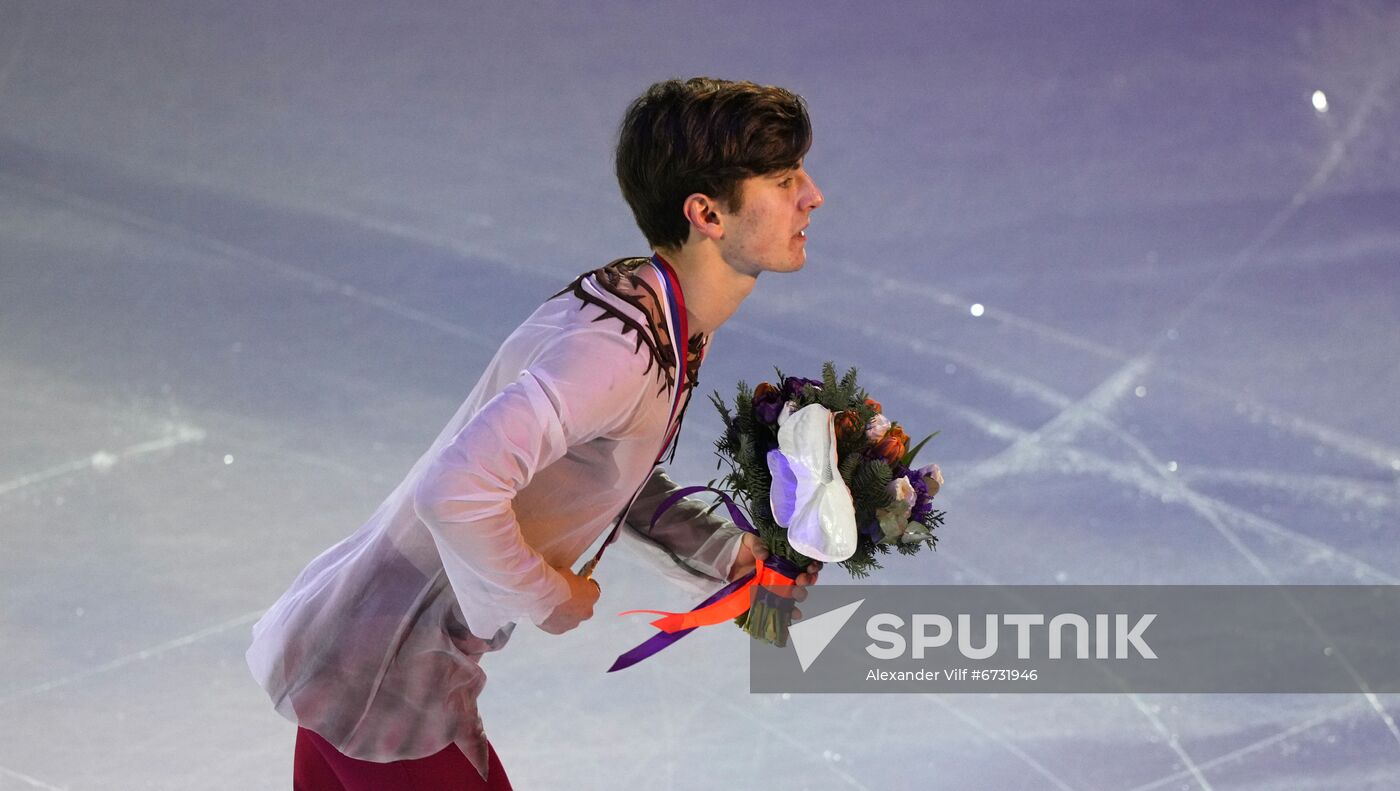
[606,362,945,670]
[710,362,945,645]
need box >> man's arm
[414,327,651,638]
[622,467,746,586]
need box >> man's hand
[729,533,822,616]
[538,566,601,635]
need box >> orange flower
[834,410,863,443]
[872,424,909,463]
[754,382,778,400]
[865,397,883,414]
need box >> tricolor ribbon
[606,485,802,672]
[649,253,690,461]
[578,253,693,582]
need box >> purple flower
[783,376,822,400]
[907,472,933,520]
[860,519,884,542]
[912,498,933,521]
[752,382,785,425]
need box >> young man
[247,77,824,790]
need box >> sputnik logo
[788,599,864,672]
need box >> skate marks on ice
[0,425,205,498]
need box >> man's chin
[780,250,807,271]
[752,254,806,276]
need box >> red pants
[293,727,514,790]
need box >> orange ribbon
[619,563,798,633]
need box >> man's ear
[681,193,724,242]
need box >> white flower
[876,505,909,544]
[888,475,917,509]
[865,413,891,442]
[900,522,932,544]
[876,479,917,544]
[918,463,943,497]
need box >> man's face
[716,165,824,276]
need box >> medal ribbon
[577,254,693,581]
[650,253,690,461]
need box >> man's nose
[803,175,824,211]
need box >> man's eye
[778,178,793,187]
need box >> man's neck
[654,244,756,336]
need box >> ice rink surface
[2,1,1398,788]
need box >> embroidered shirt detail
[552,257,707,401]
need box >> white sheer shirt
[246,260,745,778]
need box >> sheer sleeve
[621,467,746,591]
[413,328,654,638]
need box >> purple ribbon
[607,487,803,672]
[650,485,757,536]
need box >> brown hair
[616,77,813,250]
